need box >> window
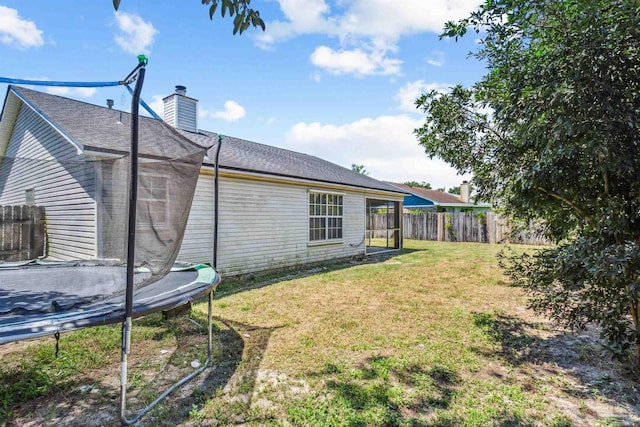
[25,188,35,206]
[139,175,168,225]
[309,192,343,242]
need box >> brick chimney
[163,85,198,133]
[460,181,471,203]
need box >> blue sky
[0,0,486,190]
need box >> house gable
[403,194,435,208]
[0,88,84,158]
[0,99,97,260]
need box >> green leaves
[202,0,265,35]
[351,164,369,176]
[209,2,218,20]
[419,0,640,360]
[114,0,265,35]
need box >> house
[389,182,491,213]
[0,85,405,275]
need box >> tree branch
[536,186,591,224]
[458,104,506,142]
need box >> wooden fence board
[0,205,46,261]
[370,212,551,245]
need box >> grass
[1,240,639,426]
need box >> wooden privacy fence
[0,205,46,261]
[372,212,550,245]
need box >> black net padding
[0,119,208,310]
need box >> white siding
[163,96,175,128]
[178,175,368,276]
[176,96,197,133]
[178,172,214,262]
[163,95,197,133]
[0,104,97,260]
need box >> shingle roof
[8,86,402,194]
[176,129,403,193]
[389,183,465,204]
[9,86,200,160]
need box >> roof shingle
[389,182,464,204]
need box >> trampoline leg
[119,291,215,425]
[120,316,132,425]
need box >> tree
[351,164,369,176]
[415,0,640,359]
[448,186,460,195]
[403,181,432,189]
[113,0,265,35]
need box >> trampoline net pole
[119,61,217,425]
[120,60,145,426]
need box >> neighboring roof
[389,183,466,204]
[1,86,402,194]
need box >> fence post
[33,206,45,258]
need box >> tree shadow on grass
[471,312,640,423]
[304,355,462,426]
[0,313,279,427]
[135,316,281,426]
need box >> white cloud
[396,80,452,113]
[23,78,96,98]
[0,6,44,49]
[145,95,165,119]
[310,45,401,76]
[255,0,331,48]
[286,114,469,189]
[114,11,157,55]
[257,0,480,77]
[257,0,481,47]
[201,100,246,122]
[426,50,445,67]
[259,117,276,125]
[46,87,97,98]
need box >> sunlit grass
[191,240,577,426]
[1,240,634,426]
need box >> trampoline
[0,59,225,424]
[0,261,219,344]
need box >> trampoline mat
[0,262,220,344]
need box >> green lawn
[1,240,638,426]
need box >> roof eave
[201,164,406,196]
[437,202,492,207]
[8,86,85,155]
[0,87,18,157]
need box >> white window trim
[308,190,344,245]
[138,173,169,227]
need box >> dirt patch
[476,309,640,426]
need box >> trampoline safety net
[0,112,208,316]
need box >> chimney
[460,181,471,203]
[163,85,198,133]
[106,99,114,109]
